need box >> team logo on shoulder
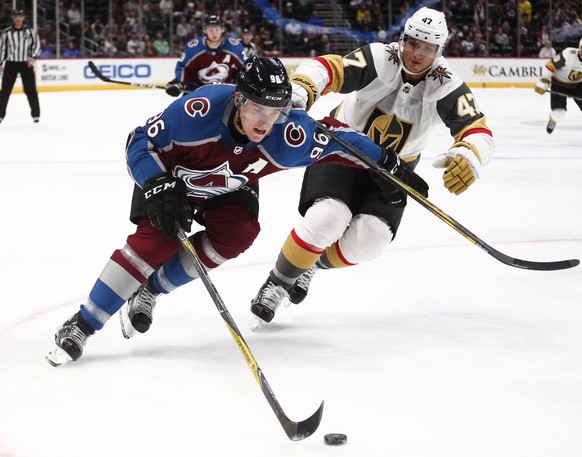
[427,66,452,84]
[284,122,306,147]
[228,37,240,46]
[184,97,210,117]
[386,46,400,65]
[187,39,200,48]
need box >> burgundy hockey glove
[377,147,429,207]
[143,173,193,240]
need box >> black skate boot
[250,278,289,324]
[287,266,318,305]
[546,117,556,134]
[46,311,95,367]
[120,276,161,339]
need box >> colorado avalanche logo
[174,162,248,199]
[284,122,306,147]
[427,66,452,84]
[198,61,230,84]
[184,97,210,118]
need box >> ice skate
[250,278,289,327]
[546,117,556,134]
[287,266,318,305]
[46,311,95,367]
[120,277,161,339]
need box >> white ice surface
[0,87,581,457]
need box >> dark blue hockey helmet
[236,56,292,109]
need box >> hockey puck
[324,433,347,446]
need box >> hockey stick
[175,224,324,440]
[88,60,190,93]
[317,122,579,271]
[545,89,582,102]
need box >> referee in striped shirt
[0,7,41,124]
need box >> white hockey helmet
[402,7,448,57]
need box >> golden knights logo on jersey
[362,107,413,154]
[427,65,452,84]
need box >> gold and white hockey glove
[535,78,550,95]
[433,145,481,195]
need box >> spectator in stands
[519,0,532,22]
[39,37,54,58]
[494,26,511,54]
[63,39,80,58]
[100,32,118,56]
[143,34,156,56]
[473,32,488,56]
[306,9,325,28]
[66,2,82,40]
[284,18,304,55]
[176,15,192,44]
[153,31,170,56]
[90,17,105,42]
[539,39,556,58]
[260,28,280,56]
[127,31,144,56]
[159,0,173,22]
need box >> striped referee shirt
[0,25,40,66]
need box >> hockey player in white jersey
[535,37,582,133]
[250,7,495,325]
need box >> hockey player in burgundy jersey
[249,7,496,326]
[45,56,428,366]
[165,15,245,96]
[535,37,582,133]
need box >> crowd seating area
[0,0,580,59]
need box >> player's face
[238,99,284,142]
[401,36,438,73]
[205,25,223,45]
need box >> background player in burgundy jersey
[165,15,245,96]
[45,56,428,367]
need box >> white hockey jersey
[291,42,493,165]
[541,47,582,86]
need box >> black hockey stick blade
[176,225,324,440]
[317,122,579,271]
[257,367,324,440]
[88,60,168,90]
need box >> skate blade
[249,315,269,332]
[119,304,137,339]
[46,345,73,367]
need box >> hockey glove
[165,79,183,97]
[534,78,550,95]
[290,82,309,110]
[377,147,429,207]
[433,145,481,195]
[143,172,193,240]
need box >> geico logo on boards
[84,64,152,79]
